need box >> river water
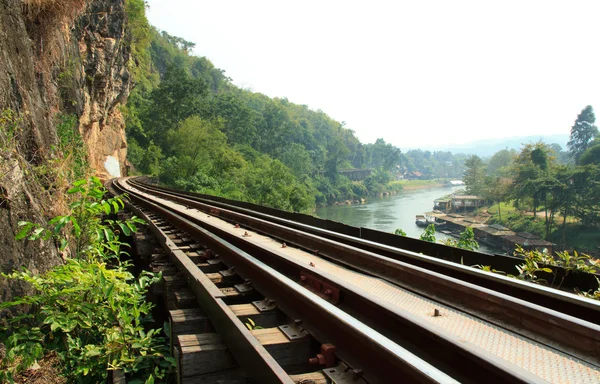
[315,186,460,239]
[315,185,497,253]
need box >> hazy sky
[146,0,600,149]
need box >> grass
[487,202,518,216]
[485,201,599,255]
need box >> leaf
[67,186,84,194]
[119,223,131,236]
[540,268,553,273]
[145,375,155,384]
[28,227,45,241]
[15,222,34,240]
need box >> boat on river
[416,214,447,228]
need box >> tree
[567,105,599,164]
[509,142,555,218]
[487,149,515,177]
[143,64,208,149]
[463,155,486,196]
[579,138,600,166]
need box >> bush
[0,177,174,382]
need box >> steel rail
[108,180,293,384]
[130,178,600,326]
[111,178,460,384]
[115,178,577,383]
[125,178,600,367]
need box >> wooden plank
[112,369,127,384]
[229,304,282,328]
[176,333,237,378]
[186,251,206,264]
[197,262,225,273]
[289,372,327,384]
[163,274,187,290]
[183,368,245,384]
[251,328,312,368]
[173,289,197,309]
[170,308,210,336]
[204,272,224,285]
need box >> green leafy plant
[420,224,437,243]
[1,177,174,383]
[16,176,144,260]
[244,318,263,331]
[394,228,407,236]
[472,264,506,275]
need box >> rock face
[73,0,131,179]
[0,0,132,306]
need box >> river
[315,186,497,253]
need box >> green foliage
[0,109,22,151]
[394,228,407,236]
[463,155,486,196]
[457,227,479,251]
[1,178,173,382]
[0,261,171,383]
[55,114,88,180]
[420,224,437,242]
[123,24,468,210]
[16,177,143,259]
[244,318,263,331]
[511,246,597,288]
[568,105,598,164]
[441,227,479,251]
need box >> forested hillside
[124,16,467,211]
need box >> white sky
[146,0,600,149]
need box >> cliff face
[73,0,131,179]
[0,0,132,304]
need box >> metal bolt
[299,275,307,283]
[309,262,315,267]
[234,223,240,228]
[324,289,333,296]
[294,319,303,326]
[433,309,441,317]
[281,242,287,248]
[352,369,364,378]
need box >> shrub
[1,177,174,382]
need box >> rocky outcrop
[0,0,62,306]
[0,0,132,306]
[72,0,131,179]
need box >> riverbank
[390,179,447,191]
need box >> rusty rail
[110,177,600,383]
[110,178,460,384]
[129,178,600,326]
[126,177,600,367]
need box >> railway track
[110,177,600,383]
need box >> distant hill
[423,134,570,157]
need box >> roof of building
[517,232,540,239]
[476,225,515,237]
[452,195,485,200]
[501,234,554,247]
